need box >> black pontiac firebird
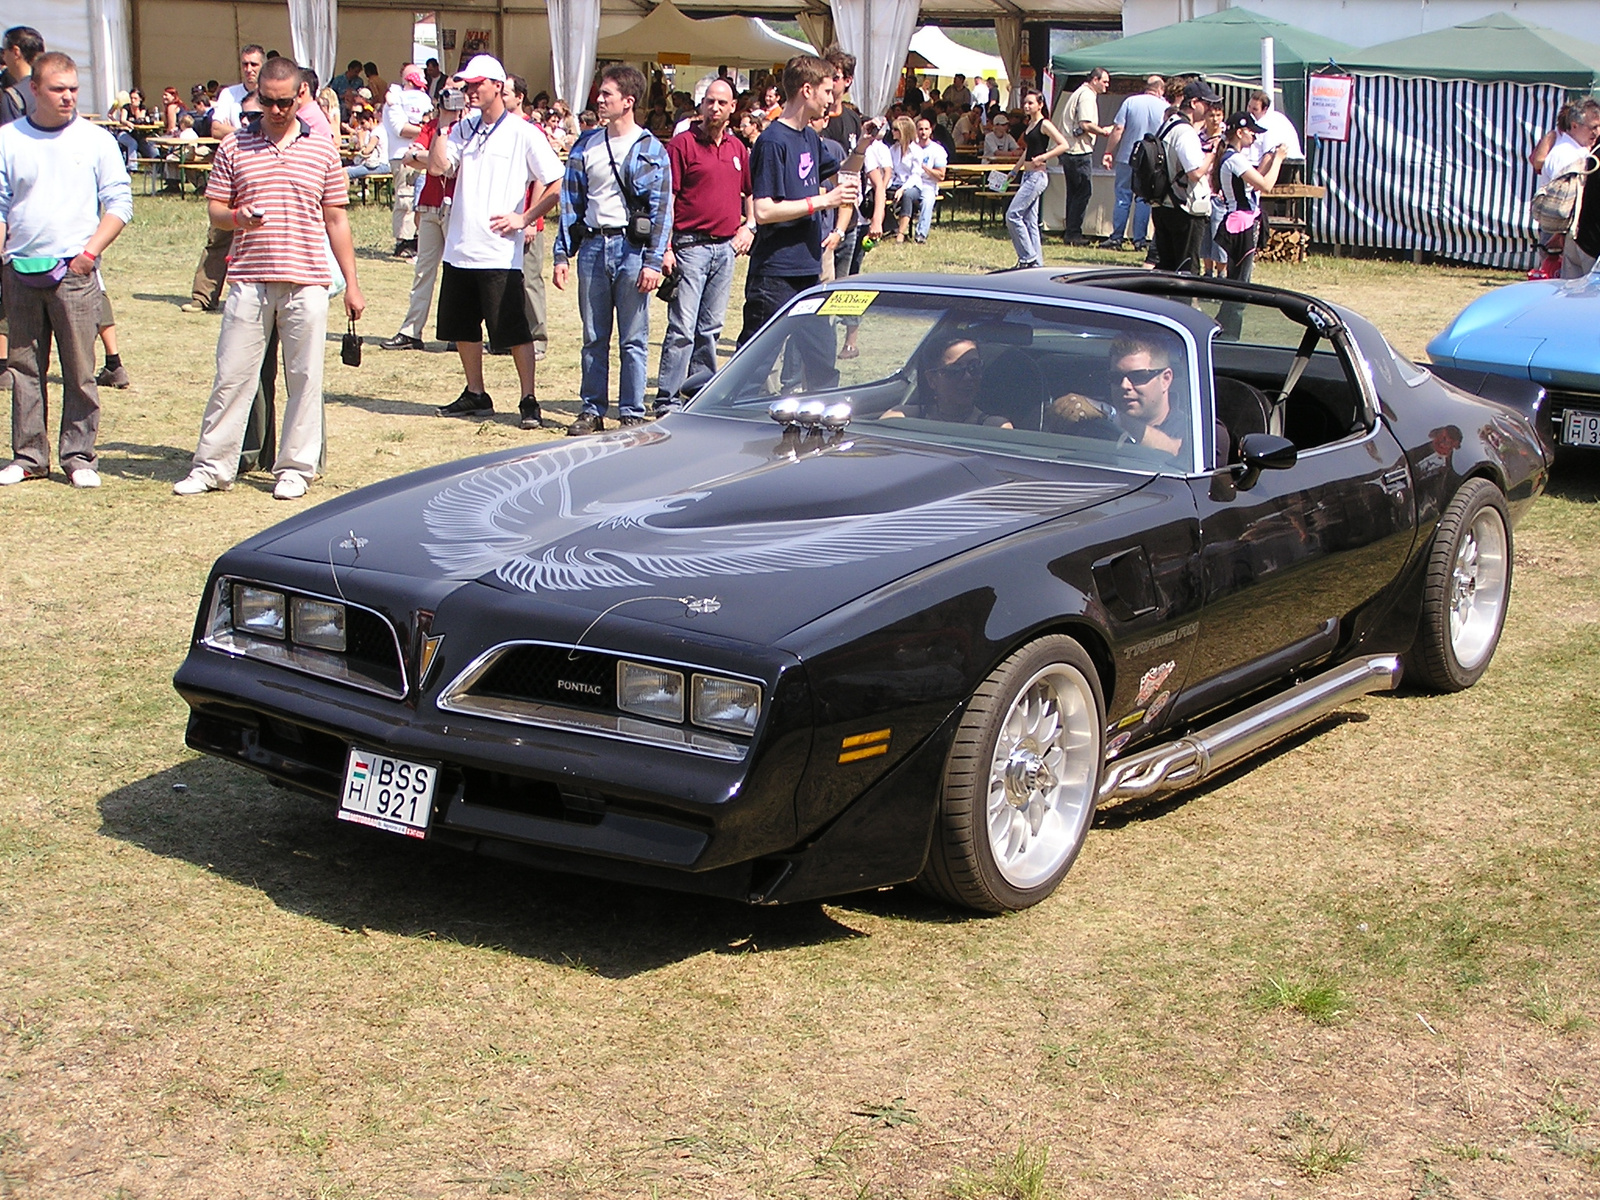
[174,270,1549,912]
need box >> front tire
[920,636,1105,913]
[1406,478,1512,692]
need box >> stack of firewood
[1260,227,1310,263]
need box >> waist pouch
[10,256,70,288]
[1224,209,1260,236]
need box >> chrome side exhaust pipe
[1099,655,1403,804]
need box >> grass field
[1,195,1597,1199]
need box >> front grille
[346,609,402,685]
[473,644,616,711]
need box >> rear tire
[919,636,1105,913]
[1406,478,1512,692]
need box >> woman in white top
[1212,111,1285,340]
[346,110,388,178]
[1211,111,1286,286]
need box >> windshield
[689,288,1205,473]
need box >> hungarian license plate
[338,747,437,838]
[1562,408,1600,447]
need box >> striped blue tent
[1313,15,1600,267]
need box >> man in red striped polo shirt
[173,55,365,501]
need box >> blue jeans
[1006,169,1050,266]
[900,181,938,240]
[576,232,651,419]
[1109,161,1151,245]
[656,239,735,401]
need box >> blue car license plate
[338,747,437,838]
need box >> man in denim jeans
[1099,75,1166,251]
[654,79,752,413]
[553,63,672,435]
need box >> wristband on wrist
[806,195,816,216]
[80,249,97,262]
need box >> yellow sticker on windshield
[817,290,878,316]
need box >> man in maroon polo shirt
[653,78,753,411]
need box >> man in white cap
[385,64,434,257]
[428,54,562,428]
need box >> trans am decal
[421,428,1122,594]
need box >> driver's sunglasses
[258,93,299,110]
[932,359,983,378]
[1119,367,1166,385]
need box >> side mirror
[678,368,715,401]
[1233,433,1297,491]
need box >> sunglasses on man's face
[1118,366,1167,386]
[258,93,299,110]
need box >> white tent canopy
[908,26,1007,82]
[595,1,812,70]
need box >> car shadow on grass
[1093,711,1369,830]
[97,759,866,977]
[1546,453,1600,503]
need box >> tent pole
[1261,36,1275,100]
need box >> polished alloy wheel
[984,664,1099,890]
[1449,507,1508,671]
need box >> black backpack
[1130,116,1183,205]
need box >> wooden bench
[974,190,1011,228]
[181,163,212,197]
[349,171,395,206]
[936,180,977,223]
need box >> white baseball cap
[456,54,507,85]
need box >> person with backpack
[1143,80,1221,274]
[1005,88,1069,269]
[1099,75,1166,251]
[552,62,672,434]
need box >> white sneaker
[0,463,29,486]
[273,473,308,500]
[173,470,227,496]
[70,467,101,489]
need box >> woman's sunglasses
[931,358,983,379]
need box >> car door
[1175,312,1416,723]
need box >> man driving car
[1048,334,1227,466]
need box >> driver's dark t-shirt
[750,119,841,277]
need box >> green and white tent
[1312,14,1600,267]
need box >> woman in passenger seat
[883,335,1013,428]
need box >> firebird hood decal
[420,426,1124,594]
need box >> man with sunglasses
[173,55,364,501]
[1050,333,1228,465]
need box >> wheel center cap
[1004,743,1056,807]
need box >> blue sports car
[1428,267,1600,455]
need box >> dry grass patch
[0,196,1597,1198]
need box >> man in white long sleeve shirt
[0,52,131,488]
